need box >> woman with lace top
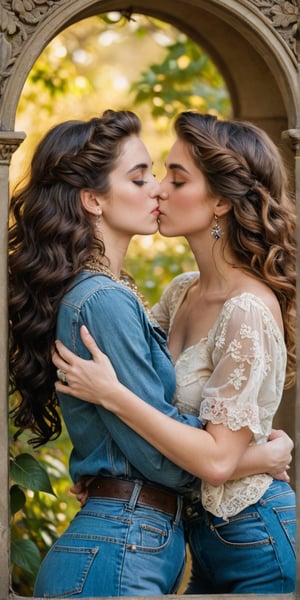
[53,112,296,593]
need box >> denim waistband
[183,479,294,524]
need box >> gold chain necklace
[84,255,151,316]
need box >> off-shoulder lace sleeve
[200,294,286,439]
[151,272,199,333]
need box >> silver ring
[57,368,68,385]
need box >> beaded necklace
[84,255,151,317]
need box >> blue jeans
[33,484,185,597]
[184,480,296,594]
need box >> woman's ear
[80,189,102,216]
[214,196,232,218]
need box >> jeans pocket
[34,545,99,597]
[212,511,270,547]
[126,510,174,552]
[273,505,296,555]
[140,522,168,549]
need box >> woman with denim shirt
[52,113,296,593]
[9,110,207,597]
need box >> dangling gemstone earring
[211,215,223,240]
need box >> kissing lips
[151,207,161,218]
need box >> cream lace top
[151,272,287,519]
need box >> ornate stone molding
[0,0,63,99]
[249,0,299,59]
[282,129,300,154]
[0,131,26,164]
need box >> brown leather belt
[87,476,178,516]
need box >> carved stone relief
[0,0,63,98]
[0,131,25,163]
[249,0,299,58]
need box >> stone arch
[1,0,299,597]
[0,0,299,136]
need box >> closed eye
[133,179,147,186]
[171,181,184,188]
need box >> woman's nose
[159,190,169,201]
[150,178,163,198]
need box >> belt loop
[127,481,142,512]
[173,495,183,526]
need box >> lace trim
[202,474,272,519]
[200,397,262,434]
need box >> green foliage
[10,453,55,496]
[131,36,230,118]
[11,539,41,577]
[125,234,197,306]
[10,422,78,596]
[16,14,230,123]
[9,449,53,594]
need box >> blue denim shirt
[56,272,201,493]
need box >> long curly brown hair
[9,110,141,446]
[175,112,296,389]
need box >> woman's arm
[53,326,292,484]
[232,429,291,481]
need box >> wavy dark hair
[9,109,141,446]
[175,112,296,389]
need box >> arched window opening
[1,1,298,598]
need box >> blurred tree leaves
[125,234,197,306]
[15,13,230,135]
[10,420,78,595]
[12,12,231,185]
[131,36,230,118]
